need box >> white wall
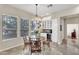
[0,5,33,51]
[52,18,60,44]
[59,18,65,44]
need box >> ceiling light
[47,4,53,8]
[32,4,42,20]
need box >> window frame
[20,18,29,37]
[2,15,17,40]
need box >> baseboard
[0,43,24,52]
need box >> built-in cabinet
[41,17,52,41]
[42,20,52,29]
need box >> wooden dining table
[29,37,41,53]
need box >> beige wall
[0,4,33,51]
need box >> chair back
[23,36,27,43]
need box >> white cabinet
[42,20,52,29]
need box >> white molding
[0,43,24,52]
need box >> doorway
[67,24,78,39]
[67,24,79,45]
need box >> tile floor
[0,39,79,55]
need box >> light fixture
[32,4,42,20]
[35,4,38,17]
[31,4,42,38]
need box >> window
[2,15,17,39]
[20,18,29,36]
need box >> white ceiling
[10,4,79,16]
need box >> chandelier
[35,4,38,17]
[33,4,42,20]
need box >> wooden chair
[40,37,50,47]
[61,38,67,45]
[23,36,30,50]
[30,40,41,54]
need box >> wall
[51,6,79,44]
[64,17,79,38]
[59,18,65,44]
[0,4,33,51]
[52,18,60,44]
[58,17,79,44]
[64,17,79,46]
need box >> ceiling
[62,14,79,19]
[10,4,79,16]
